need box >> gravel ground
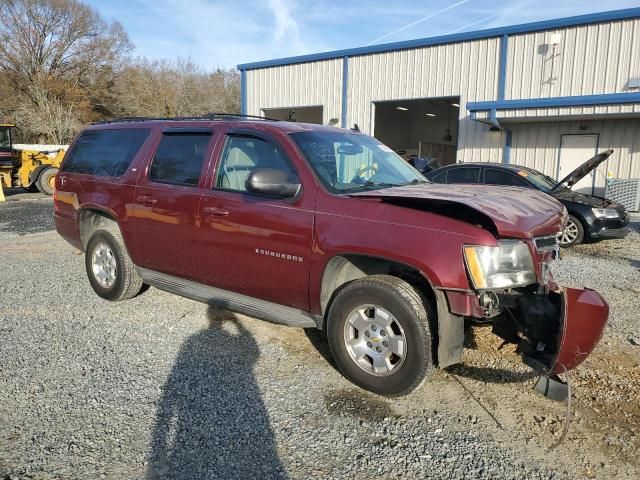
[0,199,638,480]
[0,190,54,237]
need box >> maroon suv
[54,116,609,397]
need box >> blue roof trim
[237,8,640,70]
[467,93,640,111]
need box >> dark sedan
[426,150,630,247]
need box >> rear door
[197,128,314,310]
[483,167,530,187]
[130,127,217,280]
[445,166,481,184]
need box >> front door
[197,130,314,310]
[130,128,216,280]
[558,134,598,194]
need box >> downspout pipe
[489,109,511,165]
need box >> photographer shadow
[147,305,287,479]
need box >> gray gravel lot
[0,198,638,479]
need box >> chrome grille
[534,235,559,252]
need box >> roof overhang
[468,93,640,124]
[238,8,640,71]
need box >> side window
[485,168,528,187]
[447,167,480,184]
[62,128,150,176]
[149,133,211,186]
[215,135,294,192]
[429,170,447,183]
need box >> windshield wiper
[406,178,428,185]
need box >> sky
[85,0,640,70]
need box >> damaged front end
[447,236,609,400]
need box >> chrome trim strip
[138,267,319,329]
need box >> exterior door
[558,134,598,194]
[197,130,314,310]
[130,128,216,280]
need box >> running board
[137,267,320,329]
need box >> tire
[85,228,145,301]
[326,275,435,397]
[558,214,584,248]
[37,167,58,195]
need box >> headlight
[592,208,619,219]
[463,240,536,289]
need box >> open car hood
[551,149,613,192]
[350,183,566,238]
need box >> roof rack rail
[92,113,280,125]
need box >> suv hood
[350,183,566,238]
[551,149,613,192]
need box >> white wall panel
[245,59,343,124]
[346,38,503,162]
[506,19,640,99]
[507,118,640,194]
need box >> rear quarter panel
[54,125,159,258]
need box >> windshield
[516,168,566,192]
[290,130,426,193]
[0,127,11,149]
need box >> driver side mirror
[246,168,301,198]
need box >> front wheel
[326,275,435,397]
[37,167,58,195]
[558,214,584,248]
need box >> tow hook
[534,373,568,402]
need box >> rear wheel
[85,229,145,301]
[37,167,58,195]
[326,275,434,397]
[558,214,584,247]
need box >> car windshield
[0,128,10,149]
[516,168,566,192]
[290,130,426,193]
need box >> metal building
[238,8,640,197]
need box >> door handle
[136,195,157,206]
[202,206,229,216]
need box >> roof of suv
[89,115,349,135]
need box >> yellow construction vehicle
[0,123,66,201]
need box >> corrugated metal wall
[347,39,503,162]
[243,16,640,177]
[508,118,640,193]
[506,18,640,99]
[245,59,343,124]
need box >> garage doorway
[262,106,324,124]
[558,134,598,194]
[373,97,460,167]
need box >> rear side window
[484,168,528,187]
[429,170,447,183]
[447,167,480,184]
[149,133,211,186]
[62,128,150,176]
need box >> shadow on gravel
[147,305,287,480]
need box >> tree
[0,0,130,142]
[0,0,241,143]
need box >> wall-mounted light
[396,106,409,111]
[425,113,436,117]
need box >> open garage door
[373,97,460,168]
[262,106,324,124]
